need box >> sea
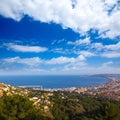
[0,75,108,89]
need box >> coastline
[18,76,119,91]
[0,76,120,101]
[20,77,120,100]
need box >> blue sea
[0,75,108,89]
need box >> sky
[0,0,120,75]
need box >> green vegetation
[50,92,120,120]
[0,95,51,120]
[0,91,120,120]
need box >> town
[0,77,120,112]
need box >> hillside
[0,79,120,120]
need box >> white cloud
[51,39,66,45]
[51,48,64,54]
[80,66,120,75]
[90,42,120,58]
[102,61,113,66]
[6,43,48,53]
[3,57,19,63]
[91,43,104,51]
[105,42,120,50]
[1,65,120,75]
[61,60,119,75]
[45,55,86,65]
[67,37,90,45]
[45,56,76,64]
[0,0,120,38]
[1,56,120,75]
[91,41,120,51]
[3,57,42,66]
[45,55,85,65]
[2,55,85,67]
[48,61,120,75]
[0,0,23,21]
[79,51,95,57]
[63,39,120,58]
[105,0,118,5]
[102,52,120,58]
[0,55,87,75]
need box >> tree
[0,95,52,120]
[99,101,120,120]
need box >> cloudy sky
[0,0,120,75]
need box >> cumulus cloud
[53,40,120,58]
[79,51,95,57]
[105,42,120,50]
[2,55,85,67]
[90,41,120,58]
[102,52,120,58]
[3,57,42,66]
[1,56,120,75]
[0,54,87,75]
[65,38,120,58]
[6,43,48,53]
[91,41,120,51]
[45,56,76,64]
[67,37,90,45]
[91,43,104,51]
[0,0,120,38]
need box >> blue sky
[0,0,120,75]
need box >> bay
[0,75,108,89]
